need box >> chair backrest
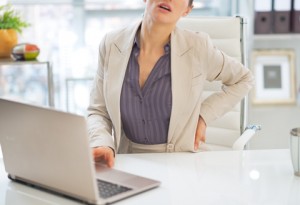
[177,16,248,150]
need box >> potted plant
[0,4,30,58]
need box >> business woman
[87,0,254,167]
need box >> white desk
[1,149,300,205]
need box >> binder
[292,0,300,33]
[273,0,292,33]
[254,0,273,34]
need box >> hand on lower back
[194,116,207,151]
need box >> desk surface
[1,149,300,205]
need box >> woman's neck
[139,19,174,53]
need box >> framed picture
[251,49,296,105]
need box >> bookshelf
[254,34,300,40]
[236,1,300,150]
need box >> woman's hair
[189,0,193,6]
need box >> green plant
[0,4,30,33]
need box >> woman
[87,0,254,167]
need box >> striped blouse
[120,34,172,144]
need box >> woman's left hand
[194,116,207,151]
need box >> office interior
[1,0,300,151]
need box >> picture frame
[251,49,296,105]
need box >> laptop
[0,98,160,204]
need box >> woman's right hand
[92,146,115,168]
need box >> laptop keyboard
[97,179,132,199]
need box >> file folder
[292,0,300,32]
[254,0,273,34]
[273,0,292,33]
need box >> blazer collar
[113,20,142,54]
[171,26,193,56]
[114,21,192,55]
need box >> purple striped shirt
[120,34,172,144]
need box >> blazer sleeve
[199,33,255,124]
[86,34,116,150]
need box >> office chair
[177,16,261,151]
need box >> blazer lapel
[106,21,141,148]
[167,27,194,143]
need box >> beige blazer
[87,19,254,154]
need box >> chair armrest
[232,125,262,150]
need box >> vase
[0,29,18,58]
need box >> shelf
[0,59,49,65]
[254,34,300,41]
